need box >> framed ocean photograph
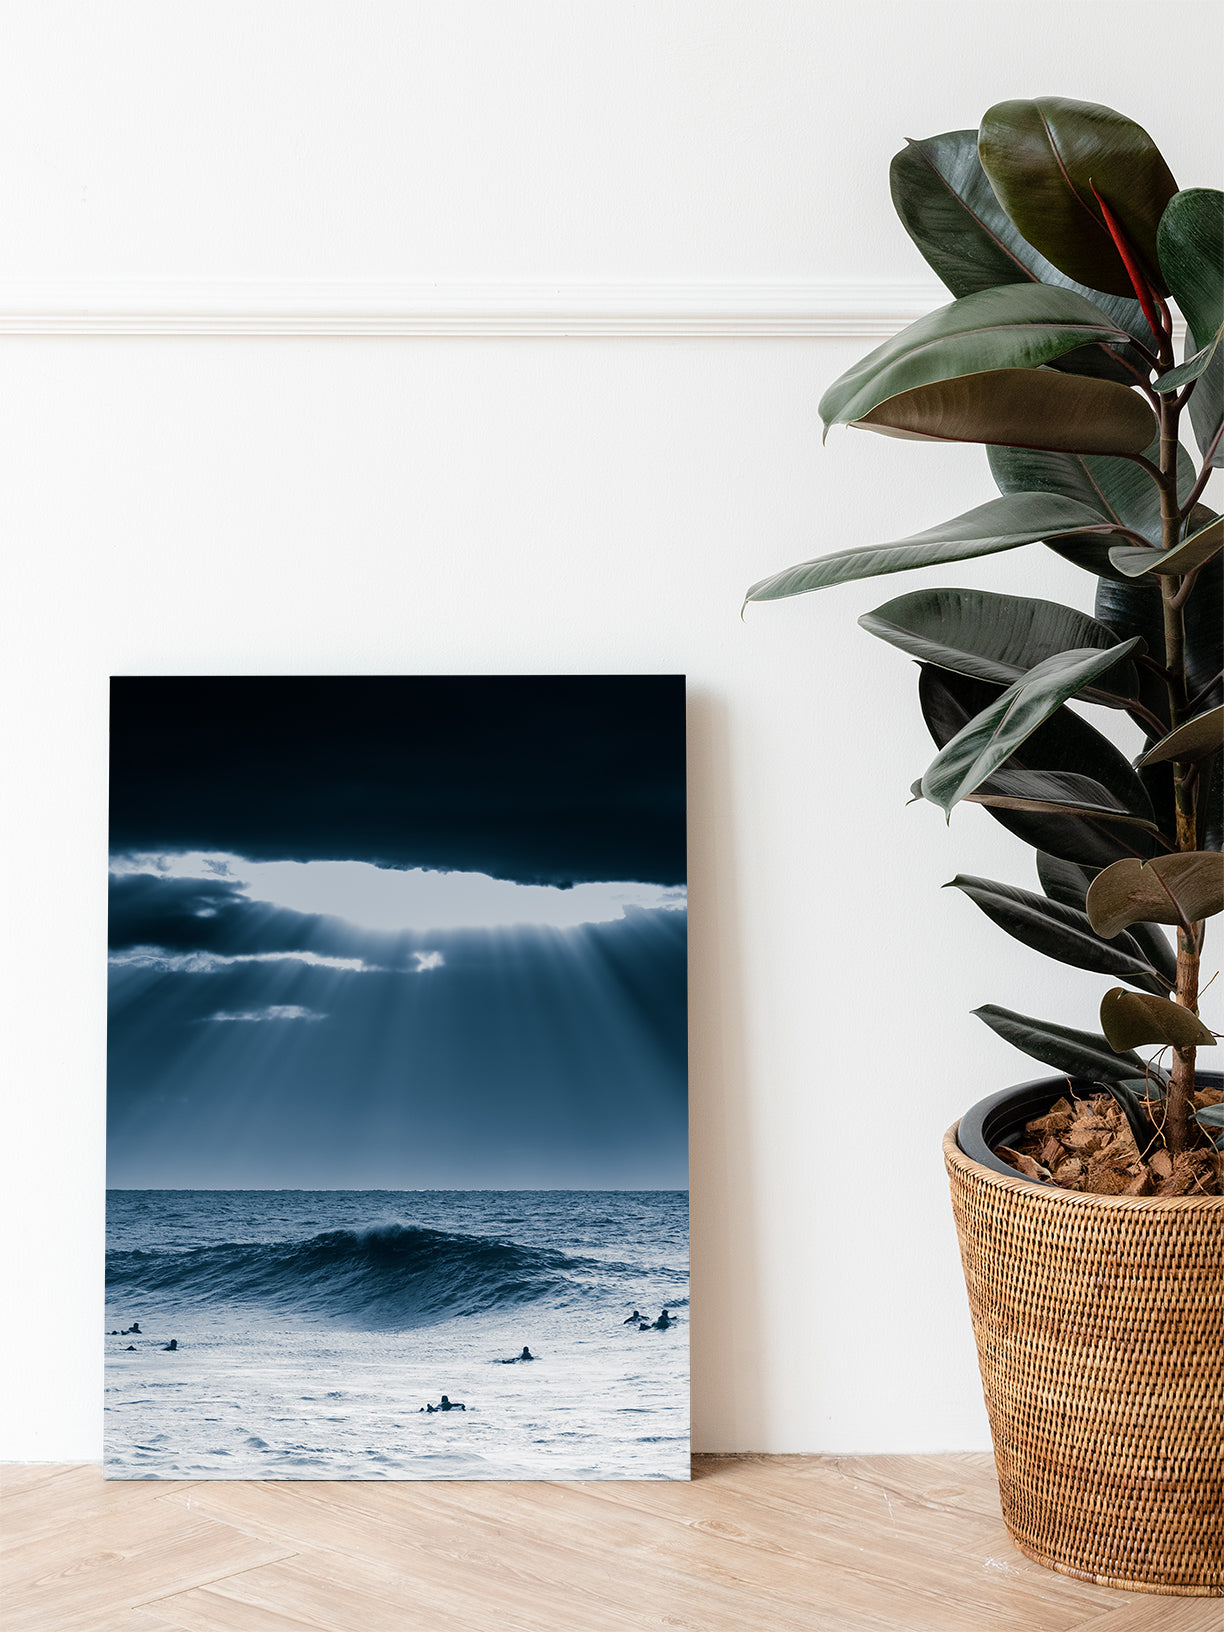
[105,675,689,1480]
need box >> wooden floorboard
[2,1457,1217,1631]
[670,1454,1129,1626]
[160,1482,661,1631]
[0,1464,187,1554]
[1068,1605,1224,1632]
[360,1475,971,1630]
[0,1471,295,1632]
[131,1584,345,1630]
[94,1612,188,1632]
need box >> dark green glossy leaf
[860,588,1138,705]
[859,369,1155,456]
[988,436,1196,580]
[1195,1101,1224,1152]
[978,98,1178,296]
[1094,552,1221,777]
[1036,852,1177,983]
[1158,189,1224,462]
[973,1002,1148,1082]
[1138,760,1176,856]
[1036,852,1097,909]
[920,641,1142,815]
[918,666,1161,867]
[1188,350,1222,465]
[1094,571,1167,658]
[992,439,1193,532]
[1109,515,1223,577]
[1160,191,1224,339]
[1203,755,1223,853]
[962,769,1160,834]
[1186,334,1223,466]
[1097,554,1223,713]
[1186,552,1223,708]
[1190,362,1222,466]
[1185,498,1217,532]
[1153,323,1222,393]
[911,769,1158,834]
[1138,707,1224,767]
[819,285,1130,431]
[889,129,1157,383]
[1086,853,1224,936]
[743,494,1112,602]
[946,874,1168,992]
[1120,921,1182,988]
[1100,988,1216,1051]
[1102,1077,1163,1152]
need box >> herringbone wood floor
[2,1455,1218,1631]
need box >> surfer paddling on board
[421,1395,466,1412]
[639,1310,677,1331]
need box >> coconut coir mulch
[995,1085,1224,1197]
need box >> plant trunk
[1159,392,1198,1155]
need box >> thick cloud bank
[109,676,686,886]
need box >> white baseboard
[0,277,948,337]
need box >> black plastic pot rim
[956,1071,1224,1185]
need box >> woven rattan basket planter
[944,1120,1223,1597]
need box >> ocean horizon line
[106,1184,689,1194]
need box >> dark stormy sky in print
[107,677,687,1190]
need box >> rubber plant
[748,98,1223,1185]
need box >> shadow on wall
[687,689,766,1450]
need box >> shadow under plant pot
[946,1074,1223,1598]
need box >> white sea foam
[105,1189,689,1481]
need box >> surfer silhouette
[653,1310,674,1330]
[125,1345,137,1351]
[425,1395,465,1412]
[623,1310,642,1325]
[162,1339,178,1351]
[127,1323,142,1334]
[518,1346,534,1361]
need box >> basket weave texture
[944,1125,1223,1597]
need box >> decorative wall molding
[0,277,953,338]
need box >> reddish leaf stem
[1090,184,1165,346]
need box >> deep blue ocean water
[105,1190,689,1480]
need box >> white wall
[1,0,1219,1461]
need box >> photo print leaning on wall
[105,675,689,1480]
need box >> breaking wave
[106,1223,609,1330]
